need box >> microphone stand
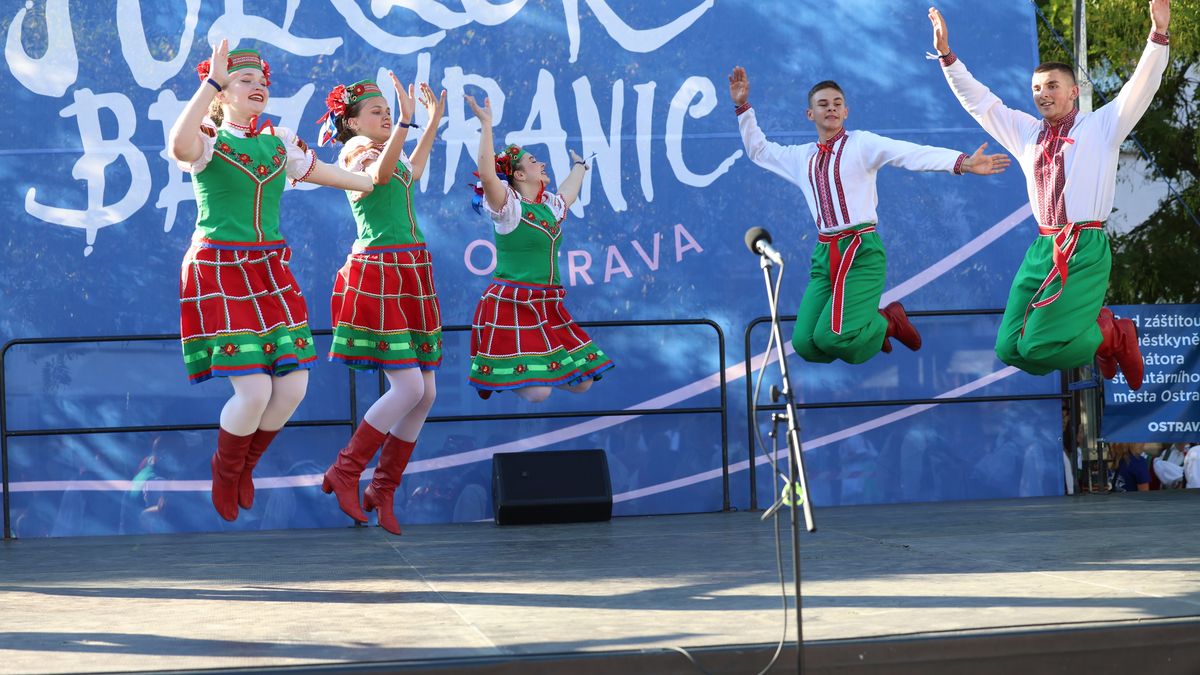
[753,250,815,674]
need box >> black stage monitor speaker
[492,449,613,525]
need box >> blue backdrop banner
[1102,304,1200,442]
[1,0,1068,538]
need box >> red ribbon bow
[244,115,275,138]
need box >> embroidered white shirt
[481,186,567,236]
[339,136,412,203]
[939,36,1169,227]
[737,109,965,234]
[179,121,316,185]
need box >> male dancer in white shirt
[928,0,1171,390]
[730,69,1010,364]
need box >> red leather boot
[879,301,922,351]
[1097,308,1144,390]
[238,428,280,510]
[363,435,416,536]
[1094,308,1119,380]
[322,421,387,522]
[212,429,254,521]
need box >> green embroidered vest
[494,198,563,286]
[193,130,288,243]
[348,155,425,249]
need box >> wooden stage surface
[4,491,1200,674]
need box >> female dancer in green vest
[465,95,614,402]
[168,40,374,522]
[318,75,447,534]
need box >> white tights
[219,371,309,436]
[363,369,437,442]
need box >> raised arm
[557,150,590,209]
[729,66,809,188]
[410,82,446,181]
[1109,0,1171,140]
[466,94,507,213]
[928,7,1040,155]
[367,74,416,186]
[169,39,229,164]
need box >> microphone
[744,226,784,266]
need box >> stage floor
[4,491,1200,674]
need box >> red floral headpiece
[494,144,527,179]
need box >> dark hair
[1033,62,1076,84]
[808,80,845,106]
[333,98,371,144]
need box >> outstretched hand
[961,143,1011,176]
[927,7,950,55]
[419,82,447,120]
[1150,0,1170,34]
[728,66,749,106]
[208,39,230,87]
[465,94,492,126]
[390,72,416,122]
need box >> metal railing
[383,319,730,510]
[743,309,1078,510]
[0,330,357,540]
[2,319,729,539]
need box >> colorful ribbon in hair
[315,79,383,146]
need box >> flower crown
[315,79,384,146]
[196,49,271,86]
[494,144,528,179]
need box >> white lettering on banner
[441,67,506,194]
[463,227,701,287]
[118,0,201,89]
[507,70,572,212]
[147,90,192,233]
[604,246,632,283]
[674,223,703,260]
[25,89,151,256]
[634,82,656,202]
[209,0,342,55]
[568,250,594,286]
[5,3,726,264]
[573,76,626,213]
[1149,421,1200,433]
[5,0,77,97]
[666,76,741,187]
[326,0,445,54]
[561,0,715,63]
[631,233,661,271]
[368,0,529,29]
[464,239,496,276]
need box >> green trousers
[792,227,887,365]
[995,228,1110,375]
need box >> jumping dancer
[465,94,614,402]
[319,75,447,534]
[168,41,374,521]
[928,1,1169,390]
[729,67,1010,364]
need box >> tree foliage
[1037,0,1200,303]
